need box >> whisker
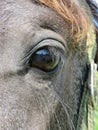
[54,113,62,130]
[50,87,75,130]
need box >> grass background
[95,107,98,130]
[94,71,98,130]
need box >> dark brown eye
[29,46,60,72]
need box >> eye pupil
[29,47,60,72]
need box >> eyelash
[23,45,63,74]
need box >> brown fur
[39,0,92,43]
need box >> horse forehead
[0,1,67,29]
[0,0,84,20]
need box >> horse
[0,0,98,130]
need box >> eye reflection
[29,46,60,72]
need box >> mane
[38,0,94,45]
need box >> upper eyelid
[28,29,68,51]
[22,38,66,65]
[35,38,65,50]
[26,38,66,56]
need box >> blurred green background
[94,71,98,130]
[95,107,98,130]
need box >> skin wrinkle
[0,0,96,130]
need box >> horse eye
[29,46,61,72]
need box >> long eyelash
[22,46,62,66]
